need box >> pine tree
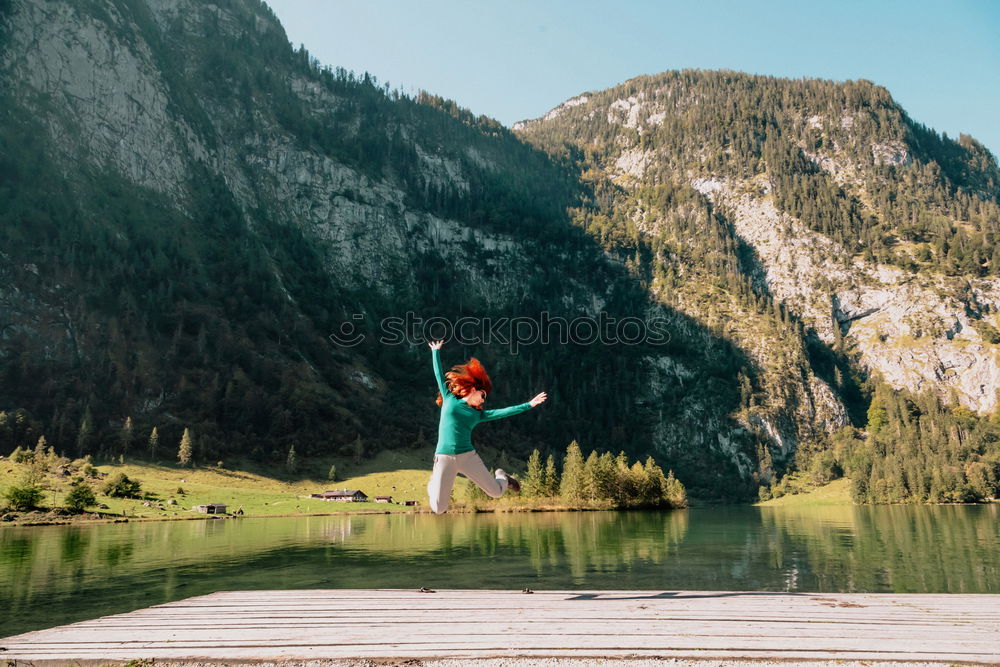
[559,440,586,502]
[523,449,544,496]
[286,444,298,474]
[327,464,337,481]
[178,428,193,467]
[595,452,617,500]
[629,461,650,507]
[353,436,364,464]
[121,416,134,458]
[641,456,667,506]
[867,391,889,435]
[613,451,634,505]
[583,450,600,500]
[77,406,94,457]
[544,455,559,496]
[663,470,687,508]
[148,427,159,460]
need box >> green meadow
[0,448,441,523]
[755,477,853,507]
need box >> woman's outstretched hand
[428,340,444,350]
[529,392,548,407]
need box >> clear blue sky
[265,0,1000,159]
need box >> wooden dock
[3,589,1000,664]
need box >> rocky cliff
[516,71,1000,423]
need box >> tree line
[845,382,1000,503]
[468,440,687,510]
[757,381,1000,504]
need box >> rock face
[689,178,1000,416]
[2,0,583,454]
[3,1,197,203]
[2,0,538,303]
[520,76,1000,419]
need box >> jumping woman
[427,339,547,514]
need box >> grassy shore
[754,477,853,507]
[0,448,440,525]
[0,448,653,526]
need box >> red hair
[436,357,492,410]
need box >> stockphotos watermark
[328,312,671,352]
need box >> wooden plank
[2,589,999,664]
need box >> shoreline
[5,496,996,528]
[0,453,682,529]
[0,501,678,528]
[5,495,995,529]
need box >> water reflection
[758,504,1000,594]
[1,504,998,637]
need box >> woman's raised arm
[428,340,447,396]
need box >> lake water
[2,504,999,637]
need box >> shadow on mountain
[0,0,761,503]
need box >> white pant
[427,451,508,514]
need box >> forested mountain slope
[515,71,1000,502]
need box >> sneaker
[496,469,521,493]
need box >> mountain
[0,0,759,499]
[1,0,998,503]
[514,71,1000,502]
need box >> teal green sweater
[432,348,533,455]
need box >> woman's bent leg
[456,451,507,498]
[427,454,459,514]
